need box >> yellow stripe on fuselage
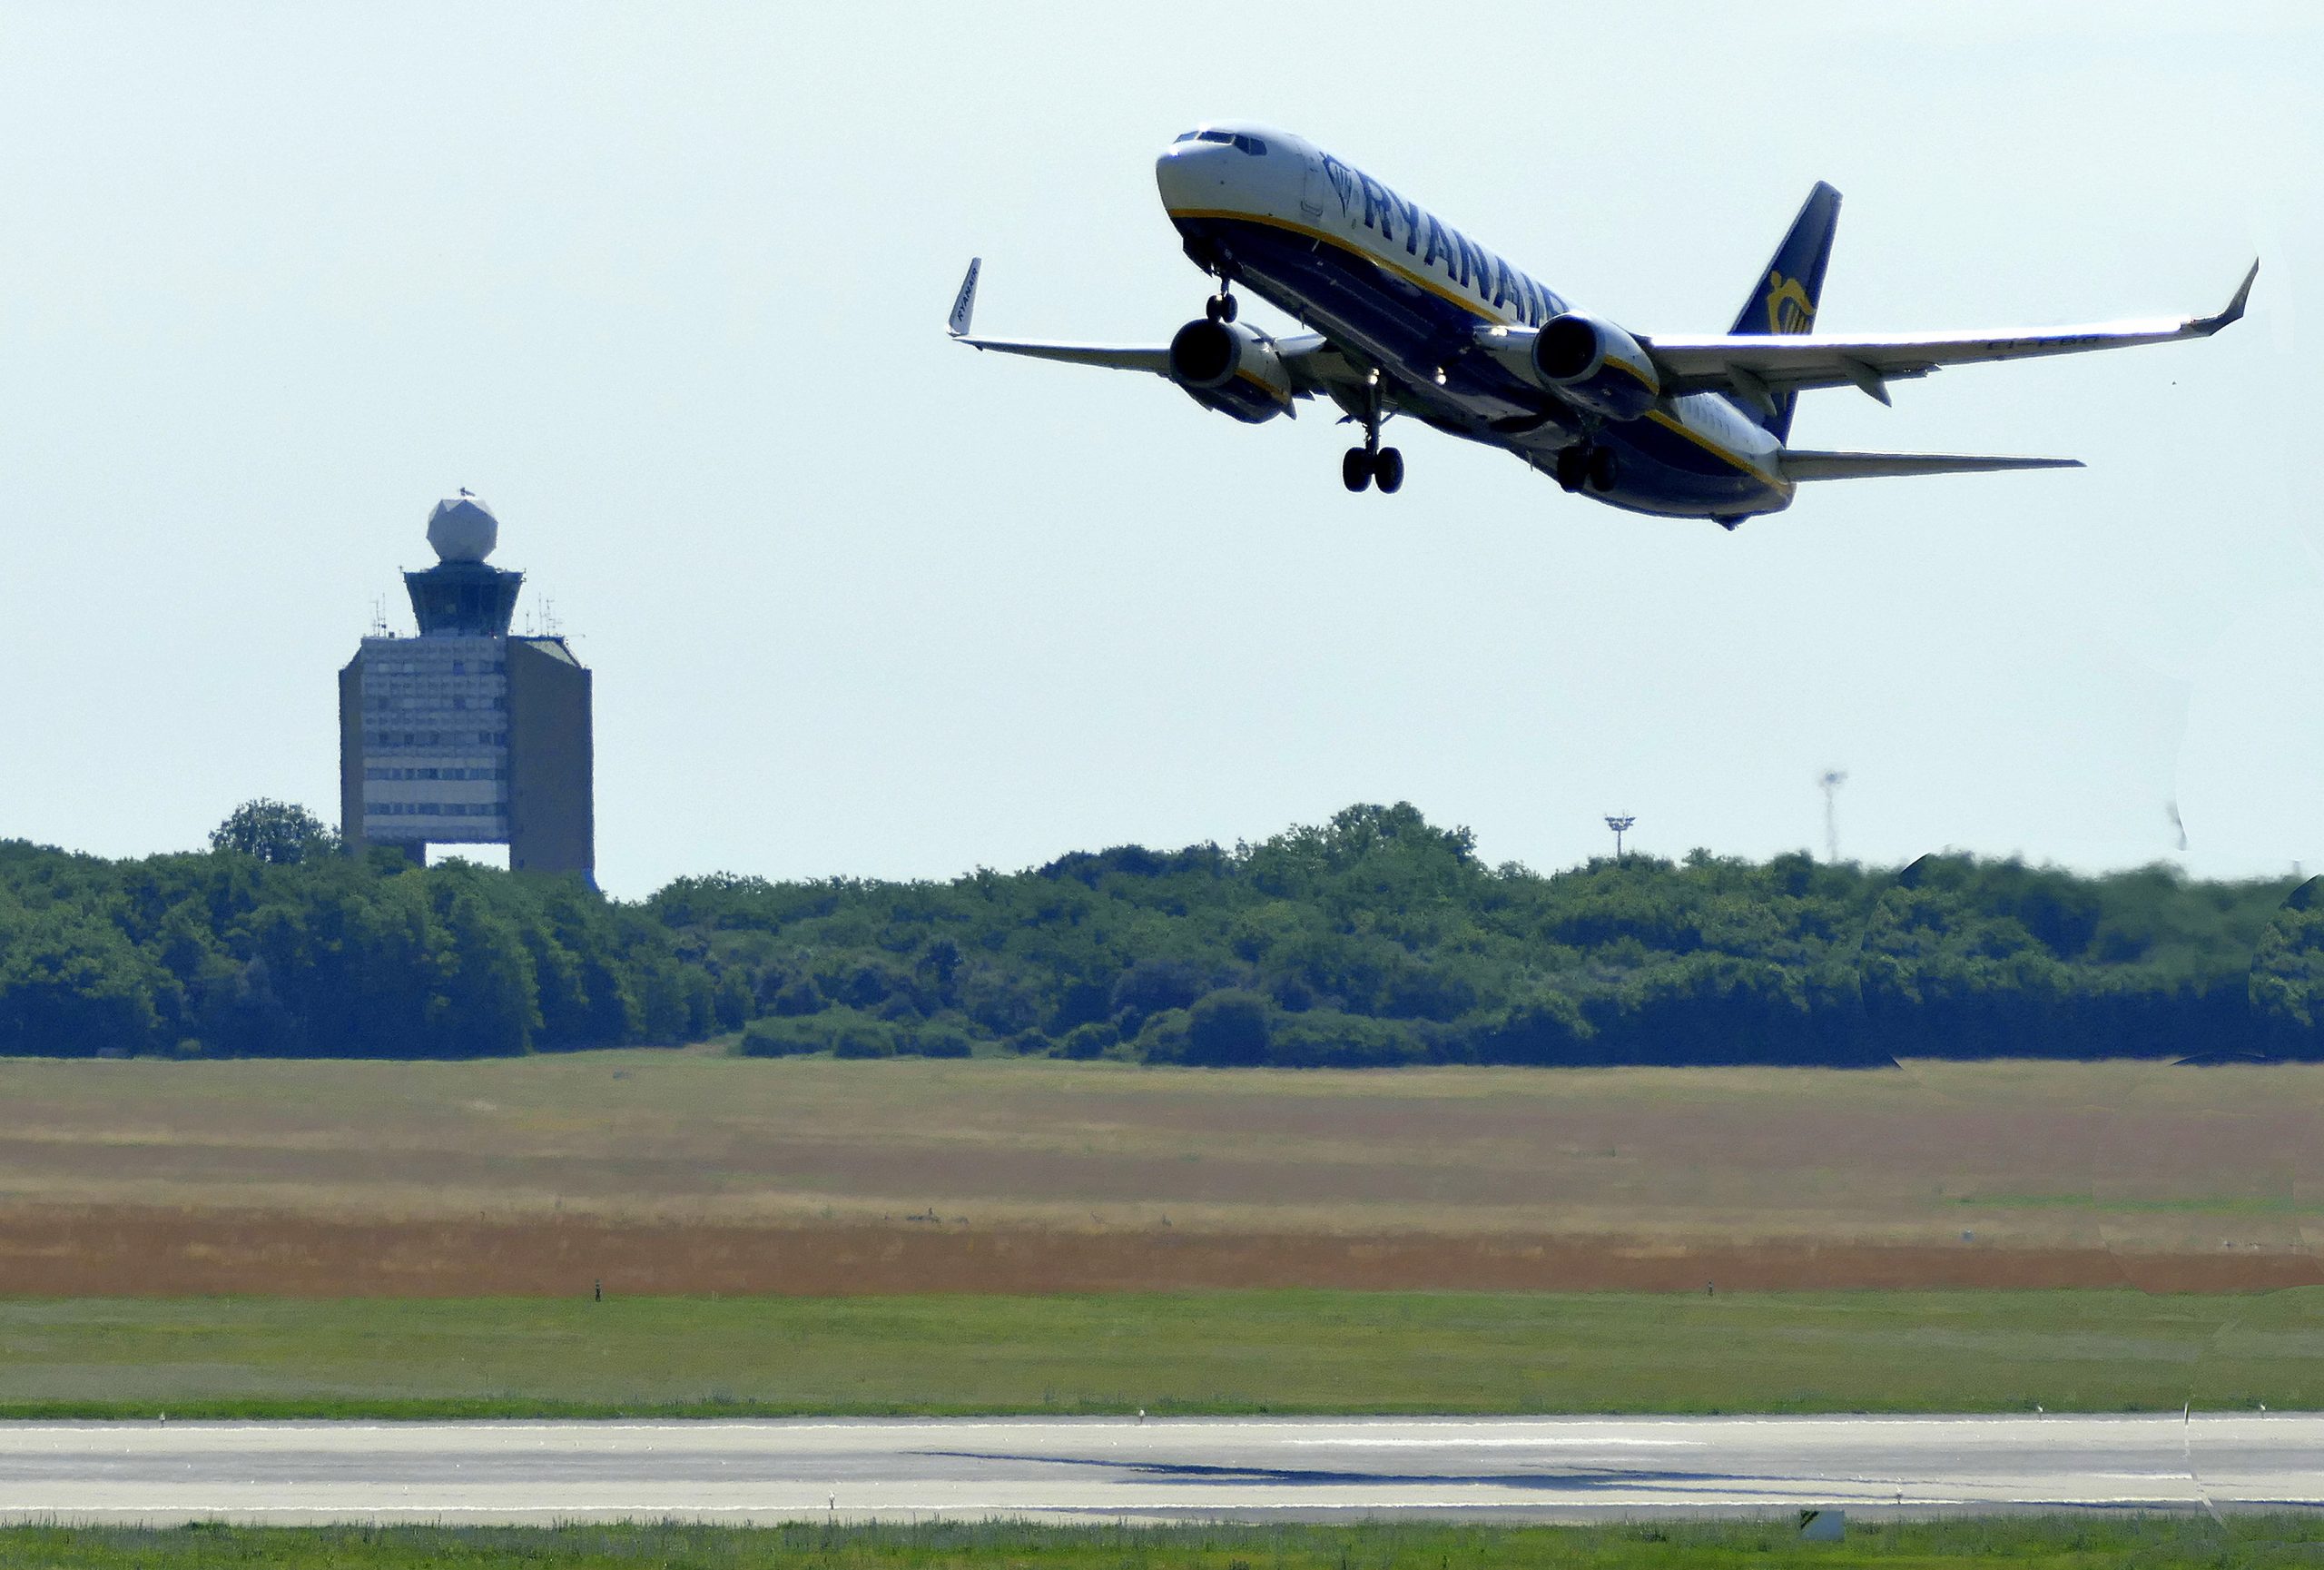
[1167,205,1787,493]
[1167,207,1521,327]
[1643,410,1787,490]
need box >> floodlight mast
[1604,815,1636,862]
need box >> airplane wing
[955,337,1174,373]
[954,338,1174,372]
[1781,449,2083,481]
[1645,261,2257,407]
[944,259,1354,399]
[946,256,1172,373]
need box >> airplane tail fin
[1728,182,1841,442]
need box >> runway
[1,1415,2319,1526]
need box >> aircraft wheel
[1373,447,1404,494]
[1554,446,1588,492]
[1206,293,1238,324]
[1588,445,1620,491]
[1342,448,1374,492]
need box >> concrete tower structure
[339,493,595,884]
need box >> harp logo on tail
[1765,271,1815,334]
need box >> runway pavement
[1,1414,2319,1526]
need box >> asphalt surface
[1,1415,2319,1525]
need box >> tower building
[339,493,595,884]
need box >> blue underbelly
[1175,212,1787,518]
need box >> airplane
[946,122,2256,528]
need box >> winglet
[2201,259,2260,332]
[948,258,981,338]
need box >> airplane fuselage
[1156,123,1793,519]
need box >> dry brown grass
[0,1052,2314,1294]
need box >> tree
[210,799,340,865]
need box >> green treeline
[0,841,714,1059]
[4,803,2321,1062]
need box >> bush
[1128,1007,1193,1063]
[738,1006,900,1059]
[1109,958,1209,1031]
[768,974,826,1017]
[739,1016,822,1058]
[828,1010,897,1059]
[901,1021,975,1058]
[1456,992,1594,1065]
[1058,1021,1118,1060]
[1268,1011,1430,1068]
[1186,990,1272,1066]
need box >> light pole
[1604,815,1635,863]
[1818,771,1847,863]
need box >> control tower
[338,493,595,884]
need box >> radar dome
[427,492,499,563]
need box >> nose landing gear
[1553,442,1620,494]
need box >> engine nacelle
[1529,312,1661,421]
[1168,319,1294,424]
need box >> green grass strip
[5,1516,2324,1570]
[1,1289,2319,1418]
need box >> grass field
[5,1516,2323,1570]
[2,1288,2318,1418]
[0,1052,2316,1295]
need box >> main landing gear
[1553,442,1620,494]
[1342,372,1403,494]
[1342,445,1403,493]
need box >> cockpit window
[1187,129,1266,154]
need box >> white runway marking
[0,1415,2315,1526]
[1287,1437,1700,1447]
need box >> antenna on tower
[1818,770,1847,863]
[1604,814,1636,863]
[369,596,389,638]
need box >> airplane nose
[1155,141,1229,208]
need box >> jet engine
[1168,319,1295,424]
[1529,312,1661,421]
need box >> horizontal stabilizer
[1782,449,2084,481]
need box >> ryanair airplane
[948,123,2256,528]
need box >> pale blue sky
[0,2,2317,894]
